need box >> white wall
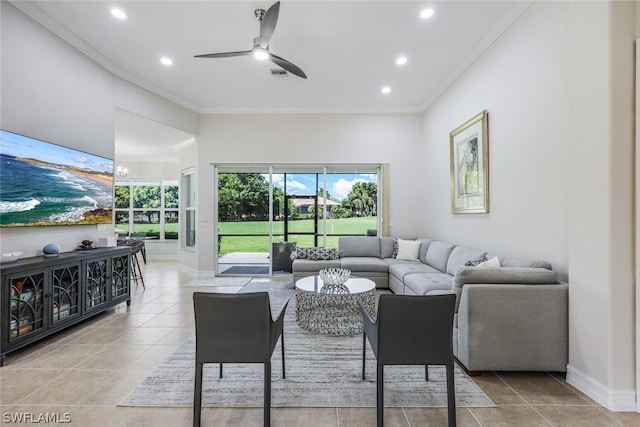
[421,1,568,278]
[0,2,198,258]
[0,2,117,256]
[566,0,636,410]
[422,0,637,411]
[193,113,424,272]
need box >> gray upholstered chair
[192,292,290,427]
[358,293,457,427]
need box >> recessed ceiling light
[396,56,407,66]
[110,8,127,20]
[381,86,391,95]
[420,8,434,19]
[160,57,173,66]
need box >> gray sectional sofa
[292,236,568,373]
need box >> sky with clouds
[0,130,113,173]
[268,173,377,200]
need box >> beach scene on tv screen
[0,130,114,227]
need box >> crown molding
[420,0,534,112]
[9,0,201,113]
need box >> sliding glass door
[215,165,380,275]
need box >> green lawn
[218,216,377,254]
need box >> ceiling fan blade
[270,53,307,79]
[260,1,280,48]
[194,51,251,59]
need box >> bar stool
[129,240,145,289]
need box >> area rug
[221,265,270,275]
[183,277,252,287]
[120,281,495,408]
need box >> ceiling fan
[194,1,307,79]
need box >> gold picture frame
[450,110,489,214]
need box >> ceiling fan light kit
[194,1,307,79]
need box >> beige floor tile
[22,343,105,370]
[534,405,625,427]
[0,369,65,404]
[496,372,592,405]
[472,372,527,405]
[139,313,185,328]
[155,327,194,345]
[18,369,117,405]
[105,313,159,328]
[403,407,480,426]
[337,407,409,427]
[611,410,640,427]
[0,262,632,427]
[273,407,338,426]
[83,369,154,405]
[114,327,174,345]
[470,406,553,426]
[77,344,152,370]
[126,407,194,427]
[198,407,264,427]
[126,344,181,370]
[127,302,176,314]
[64,405,139,426]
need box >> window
[182,170,196,248]
[114,181,179,241]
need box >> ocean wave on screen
[51,171,86,191]
[47,206,88,223]
[82,195,98,208]
[0,198,41,213]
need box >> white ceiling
[13,0,532,160]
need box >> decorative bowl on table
[1,251,23,263]
[319,268,351,285]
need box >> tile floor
[1,261,638,426]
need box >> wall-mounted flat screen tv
[0,129,114,227]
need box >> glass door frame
[213,164,383,276]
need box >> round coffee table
[294,275,376,336]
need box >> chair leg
[219,362,223,379]
[281,332,286,379]
[377,363,384,427]
[193,362,203,427]
[134,253,145,289]
[446,363,457,427]
[264,361,272,427]
[362,331,366,380]
[425,365,429,381]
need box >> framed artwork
[450,110,489,214]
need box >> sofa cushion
[380,237,396,259]
[291,247,339,261]
[387,260,440,281]
[496,255,552,270]
[339,237,381,258]
[395,239,421,261]
[292,259,341,272]
[340,257,389,273]
[446,246,487,275]
[416,238,433,262]
[403,272,453,295]
[425,241,456,272]
[452,266,557,312]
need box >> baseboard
[566,364,637,411]
[146,255,177,261]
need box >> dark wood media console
[0,246,131,366]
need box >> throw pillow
[477,256,501,268]
[395,239,421,261]
[392,238,399,258]
[465,256,488,267]
[291,247,338,261]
